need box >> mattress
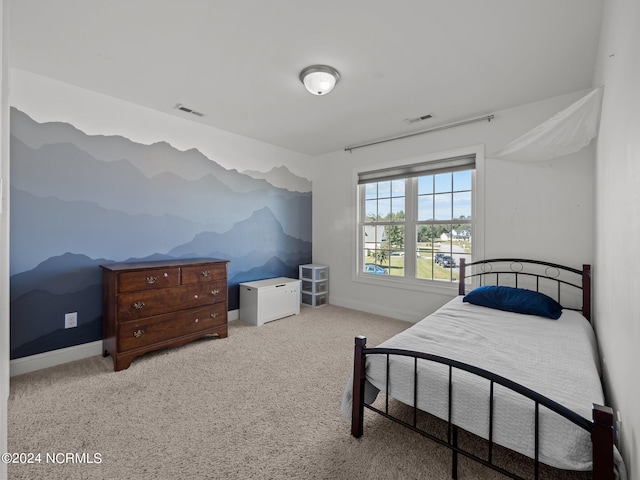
[342,296,604,471]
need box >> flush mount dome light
[299,65,340,95]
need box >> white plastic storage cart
[299,264,328,307]
[239,277,300,326]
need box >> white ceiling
[9,0,604,156]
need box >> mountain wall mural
[9,108,312,360]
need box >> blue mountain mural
[168,207,310,259]
[9,107,312,359]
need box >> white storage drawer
[301,279,328,294]
[239,277,300,326]
[299,264,328,281]
[299,264,329,308]
[302,292,327,308]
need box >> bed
[342,258,623,480]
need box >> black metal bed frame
[350,258,614,480]
[458,258,591,321]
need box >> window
[356,150,480,289]
[363,179,406,277]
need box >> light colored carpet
[8,305,586,480]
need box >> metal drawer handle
[146,276,156,284]
[133,329,145,338]
[202,270,210,278]
[211,289,220,296]
[133,301,145,309]
[210,312,219,319]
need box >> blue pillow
[463,285,563,319]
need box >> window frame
[353,145,485,295]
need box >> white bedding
[342,296,604,471]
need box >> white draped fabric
[495,87,603,161]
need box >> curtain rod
[344,114,495,153]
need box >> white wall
[593,0,640,476]
[313,90,595,322]
[1,1,9,477]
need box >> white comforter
[342,296,604,471]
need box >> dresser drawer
[118,267,181,293]
[117,281,227,321]
[182,263,226,284]
[118,303,227,352]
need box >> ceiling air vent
[404,113,433,125]
[174,103,205,117]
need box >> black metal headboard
[458,258,591,321]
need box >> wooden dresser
[101,258,229,371]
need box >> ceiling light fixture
[299,65,340,96]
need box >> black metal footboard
[350,336,615,480]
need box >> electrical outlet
[64,312,78,329]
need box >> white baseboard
[10,340,103,377]
[10,309,240,376]
[328,295,422,323]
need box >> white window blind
[357,154,476,184]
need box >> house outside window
[355,146,484,293]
